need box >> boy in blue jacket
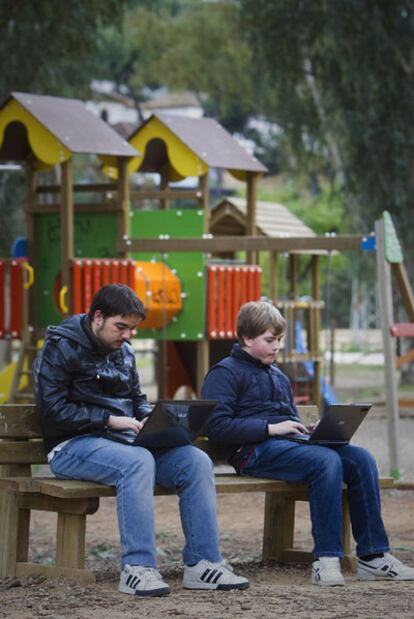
[202,300,414,586]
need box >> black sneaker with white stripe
[119,564,171,596]
[183,559,249,590]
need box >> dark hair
[88,284,146,321]
[237,301,286,343]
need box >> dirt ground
[2,364,414,619]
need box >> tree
[0,0,128,100]
[240,0,414,260]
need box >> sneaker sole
[311,575,345,587]
[183,581,250,591]
[358,571,414,582]
[119,584,171,596]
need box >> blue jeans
[50,435,222,568]
[241,439,390,558]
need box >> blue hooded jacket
[202,343,300,458]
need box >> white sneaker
[183,559,250,590]
[119,564,171,596]
[311,557,345,586]
[358,553,414,581]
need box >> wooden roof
[0,92,138,164]
[124,113,267,181]
[211,197,316,238]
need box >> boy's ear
[240,335,252,348]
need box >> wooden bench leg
[14,496,100,584]
[262,491,296,563]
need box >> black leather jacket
[33,314,151,454]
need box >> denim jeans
[50,435,222,568]
[241,438,390,558]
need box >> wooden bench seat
[0,404,393,584]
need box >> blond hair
[236,301,286,343]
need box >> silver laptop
[285,403,372,446]
[104,399,217,448]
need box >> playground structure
[0,92,411,477]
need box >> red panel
[10,260,22,338]
[225,267,233,337]
[247,267,255,300]
[127,260,136,289]
[207,266,217,338]
[101,260,111,287]
[390,323,414,338]
[119,260,128,284]
[83,260,93,313]
[240,267,248,306]
[217,267,225,337]
[110,260,120,283]
[231,267,240,334]
[254,267,262,300]
[92,260,102,295]
[72,261,83,315]
[0,260,5,338]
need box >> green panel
[130,209,205,340]
[383,211,403,264]
[34,212,118,327]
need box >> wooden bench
[0,404,394,584]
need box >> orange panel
[247,267,255,300]
[254,267,262,300]
[119,260,128,284]
[240,267,248,306]
[133,261,182,330]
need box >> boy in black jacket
[202,300,414,586]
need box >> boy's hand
[107,415,144,434]
[268,420,309,436]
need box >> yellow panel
[0,99,71,167]
[0,361,28,403]
[228,168,248,182]
[101,116,208,180]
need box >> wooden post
[246,173,258,265]
[196,340,209,397]
[25,159,37,326]
[198,173,209,233]
[269,251,278,301]
[60,160,74,315]
[159,169,170,211]
[117,157,130,257]
[375,218,401,479]
[311,255,321,409]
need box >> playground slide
[294,319,339,409]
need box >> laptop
[285,403,372,446]
[104,399,217,449]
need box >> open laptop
[285,403,372,446]
[104,399,217,449]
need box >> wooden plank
[131,189,202,201]
[375,218,401,478]
[398,398,414,409]
[0,404,41,438]
[262,492,296,563]
[19,493,100,515]
[396,349,414,369]
[15,562,95,584]
[36,479,116,499]
[28,202,121,214]
[0,441,46,464]
[121,235,366,254]
[36,183,118,194]
[391,262,414,322]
